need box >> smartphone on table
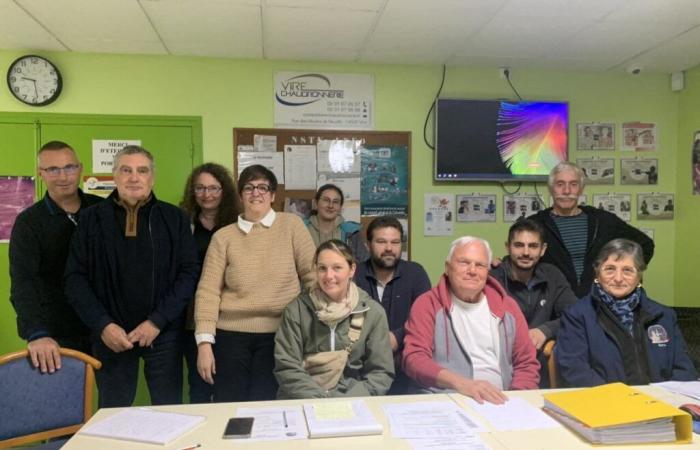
[223,417,255,439]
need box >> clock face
[7,55,63,106]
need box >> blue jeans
[93,335,183,408]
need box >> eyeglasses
[194,185,222,194]
[242,183,271,194]
[39,164,81,177]
[319,196,342,206]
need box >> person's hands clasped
[101,323,134,353]
[126,320,160,347]
[197,342,216,385]
[456,378,508,405]
[528,328,547,351]
[28,337,61,373]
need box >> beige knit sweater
[194,212,316,334]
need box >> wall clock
[7,55,63,106]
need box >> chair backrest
[0,348,101,449]
[542,340,559,388]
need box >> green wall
[0,49,696,331]
[674,66,700,306]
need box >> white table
[62,386,699,450]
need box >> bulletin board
[233,127,412,255]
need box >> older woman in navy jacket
[556,239,696,387]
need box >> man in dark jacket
[528,162,653,297]
[65,145,199,408]
[10,141,102,373]
[354,216,431,393]
[490,219,577,387]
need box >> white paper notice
[284,145,317,190]
[317,139,361,174]
[235,406,307,441]
[383,401,483,439]
[424,194,454,236]
[237,152,284,184]
[466,397,561,431]
[92,139,141,174]
[253,134,277,152]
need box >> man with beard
[490,220,576,387]
[354,216,431,393]
[528,162,653,297]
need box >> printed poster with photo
[503,194,543,223]
[637,193,674,220]
[576,123,615,150]
[592,193,632,222]
[456,194,497,222]
[621,122,657,151]
[0,176,35,241]
[360,145,409,216]
[620,158,659,185]
[424,194,454,236]
[577,158,614,185]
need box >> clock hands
[22,77,39,98]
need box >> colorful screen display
[435,99,568,181]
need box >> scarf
[309,282,360,328]
[594,282,641,334]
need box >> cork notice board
[233,127,412,256]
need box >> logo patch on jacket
[647,324,669,345]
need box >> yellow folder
[543,382,692,444]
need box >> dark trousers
[93,336,183,408]
[213,330,278,402]
[183,330,213,403]
[56,335,91,355]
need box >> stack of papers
[235,405,308,441]
[303,400,382,438]
[543,382,692,445]
[653,380,700,400]
[79,408,204,445]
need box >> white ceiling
[1,0,699,73]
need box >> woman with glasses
[555,239,696,387]
[274,239,394,398]
[179,163,241,403]
[194,164,316,402]
[305,184,369,262]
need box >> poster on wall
[274,71,374,130]
[83,176,115,198]
[621,122,657,151]
[503,194,543,223]
[456,194,497,222]
[576,123,615,150]
[592,193,632,222]
[692,131,700,195]
[360,145,409,216]
[424,194,454,236]
[283,145,317,190]
[0,176,35,242]
[620,158,659,185]
[92,139,141,174]
[237,151,284,184]
[577,157,614,185]
[637,193,674,220]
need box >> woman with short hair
[556,238,696,387]
[274,239,394,398]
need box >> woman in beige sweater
[194,164,316,402]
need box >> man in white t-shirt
[403,237,539,404]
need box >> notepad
[79,408,205,445]
[303,400,383,438]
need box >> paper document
[235,405,307,441]
[467,397,561,431]
[79,408,204,445]
[383,400,483,439]
[652,381,700,400]
[284,145,317,189]
[303,400,382,438]
[408,436,491,450]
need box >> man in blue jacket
[354,216,431,393]
[65,145,199,408]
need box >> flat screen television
[435,99,568,181]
